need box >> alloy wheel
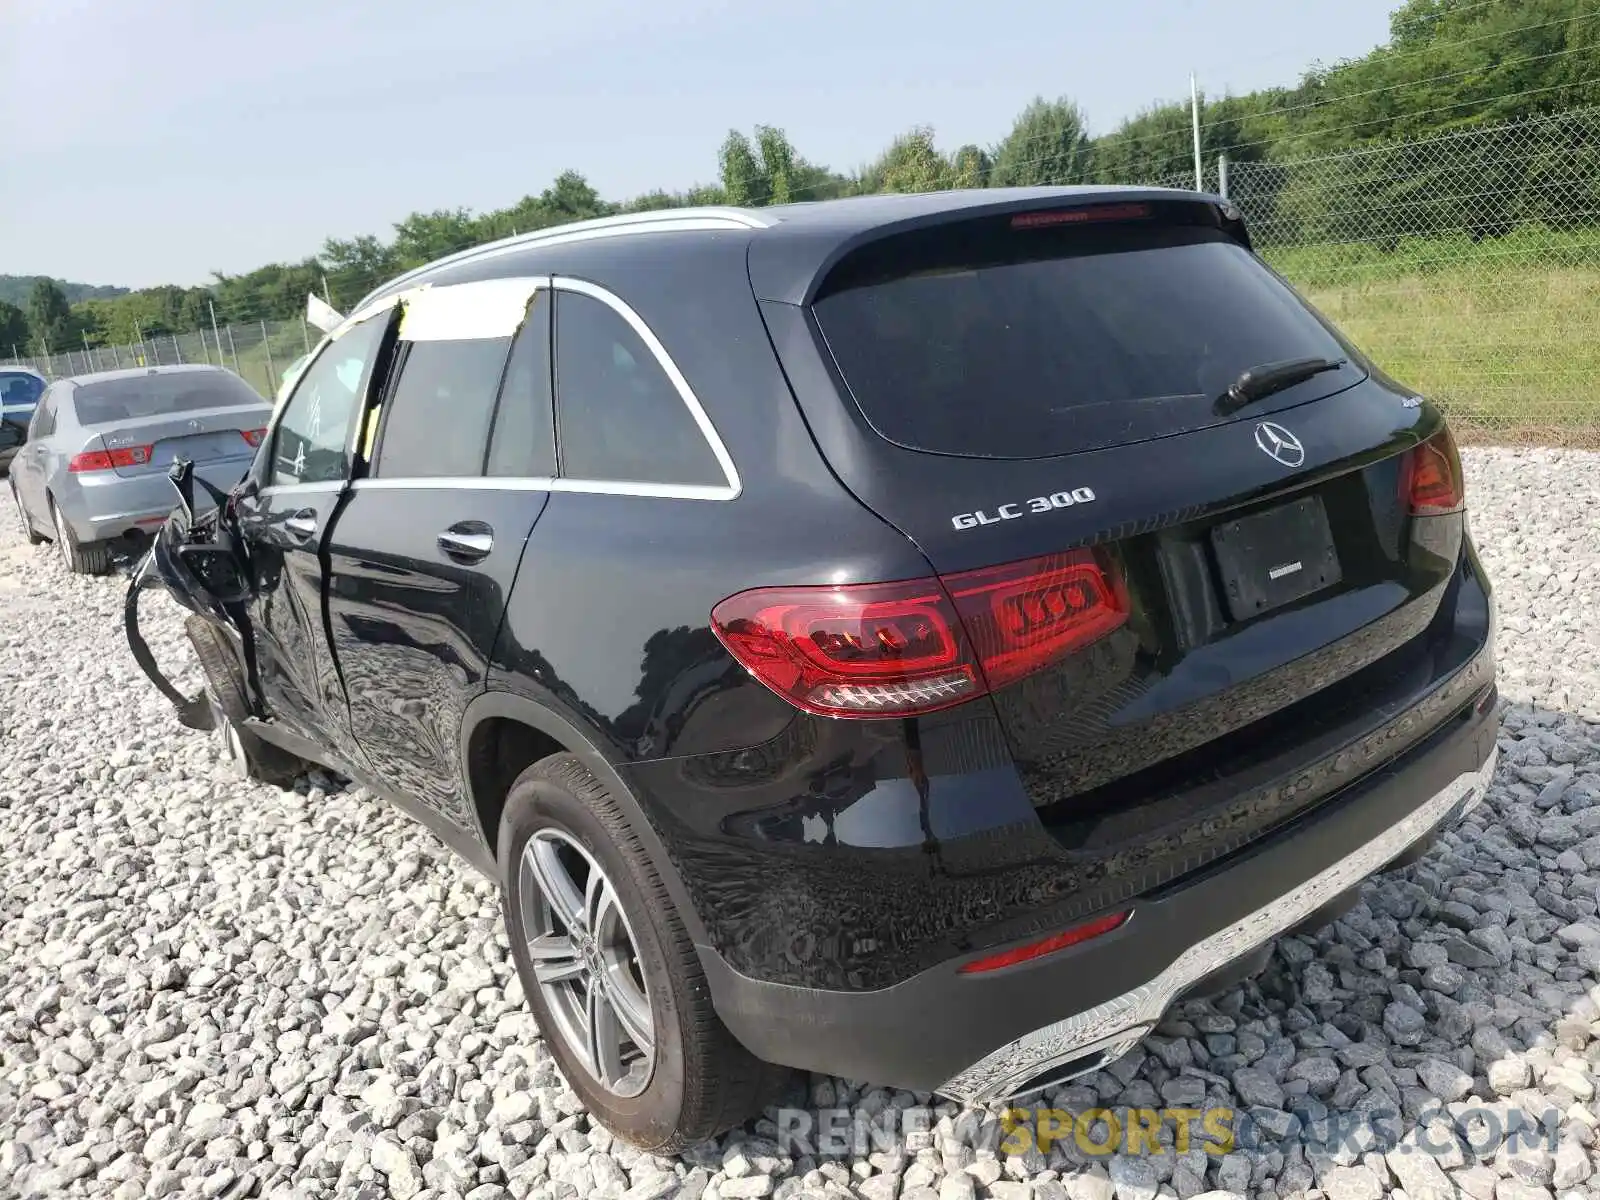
[519,829,656,1098]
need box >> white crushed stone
[1,447,1597,1199]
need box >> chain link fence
[5,318,317,403]
[5,106,1598,442]
[1218,105,1600,443]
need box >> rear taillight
[710,549,1128,718]
[710,579,979,717]
[69,445,152,472]
[944,549,1128,690]
[1402,426,1465,515]
[241,428,266,447]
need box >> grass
[1267,227,1600,443]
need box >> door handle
[437,522,493,564]
[283,510,318,542]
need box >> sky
[0,0,1400,290]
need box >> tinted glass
[555,291,723,487]
[0,372,45,411]
[813,220,1357,459]
[72,371,262,426]
[487,293,556,477]
[271,316,389,486]
[375,337,511,478]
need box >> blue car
[0,367,46,469]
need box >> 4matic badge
[951,487,1097,531]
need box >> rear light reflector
[711,549,1127,718]
[241,428,266,447]
[1402,425,1465,515]
[69,444,152,472]
[958,910,1131,975]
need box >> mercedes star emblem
[1253,421,1305,467]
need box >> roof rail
[353,207,773,312]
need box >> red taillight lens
[1402,426,1465,515]
[944,549,1128,690]
[957,910,1131,975]
[1011,203,1151,230]
[241,428,266,447]
[711,550,1128,717]
[710,580,978,717]
[69,445,151,472]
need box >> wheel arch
[459,689,712,948]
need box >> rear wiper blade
[1215,356,1346,415]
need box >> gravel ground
[2,447,1599,1200]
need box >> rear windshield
[1,372,45,409]
[812,215,1361,459]
[73,371,262,426]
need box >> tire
[12,481,43,545]
[50,499,111,575]
[186,614,307,789]
[500,753,787,1151]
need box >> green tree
[390,209,482,271]
[718,126,817,205]
[991,97,1092,187]
[871,128,950,194]
[26,279,72,352]
[756,126,798,204]
[0,301,28,352]
[948,144,993,190]
[720,130,771,206]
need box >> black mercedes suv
[127,188,1500,1150]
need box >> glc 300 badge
[951,487,1097,531]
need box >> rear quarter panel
[484,234,938,763]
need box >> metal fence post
[225,324,240,374]
[134,323,147,367]
[112,343,123,369]
[209,302,226,372]
[1217,154,1229,200]
[172,334,184,364]
[261,319,278,396]
[301,317,311,354]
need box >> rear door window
[812,215,1363,459]
[553,289,725,488]
[486,291,556,478]
[373,336,512,478]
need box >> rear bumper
[698,686,1500,1099]
[62,458,251,542]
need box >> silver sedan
[9,364,271,574]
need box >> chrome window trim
[353,276,739,500]
[935,748,1499,1106]
[550,277,740,499]
[355,208,773,311]
[268,276,741,501]
[348,476,732,501]
[256,481,346,500]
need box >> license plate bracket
[1210,494,1341,621]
